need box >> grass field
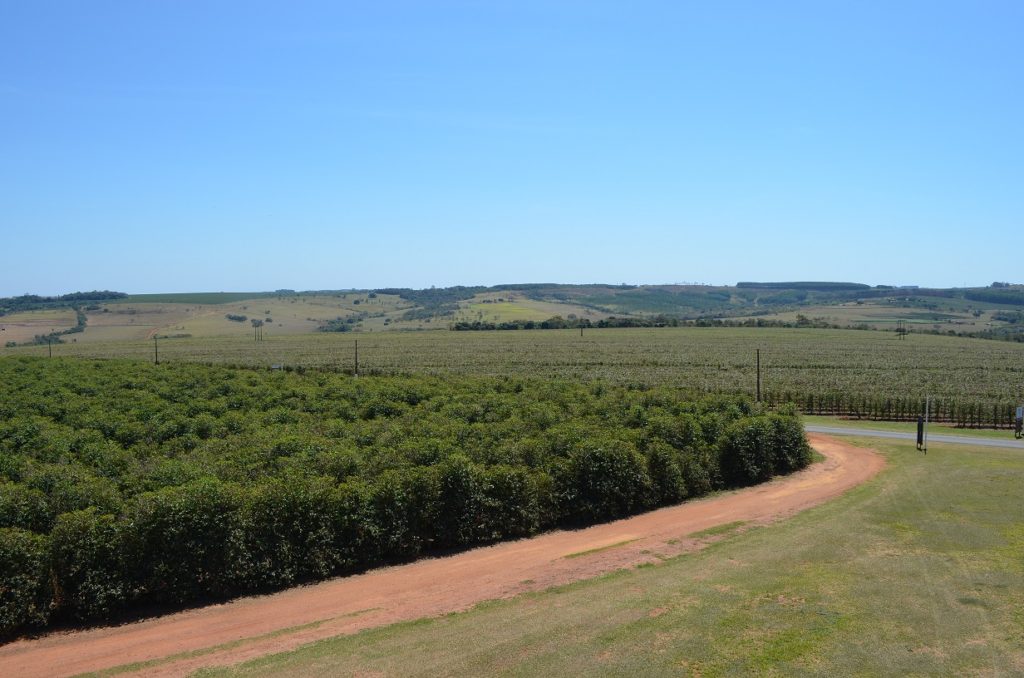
[0,308,78,343]
[730,299,1006,334]
[26,294,422,343]
[97,292,599,336]
[9,327,1023,408]
[453,292,605,324]
[198,437,1024,676]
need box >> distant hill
[3,282,1024,344]
[736,281,871,291]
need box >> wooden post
[47,336,52,358]
[756,348,761,402]
[153,335,159,365]
[354,339,359,377]
[923,395,930,453]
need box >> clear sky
[2,1,1021,296]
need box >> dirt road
[0,434,883,677]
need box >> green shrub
[24,463,123,517]
[329,480,376,572]
[679,446,720,496]
[0,357,811,630]
[435,456,486,547]
[555,439,653,524]
[0,528,52,636]
[127,479,240,603]
[646,412,704,452]
[718,417,775,486]
[478,465,545,540]
[0,482,52,532]
[229,478,339,590]
[366,468,439,560]
[645,441,687,505]
[767,414,812,473]
[50,509,130,620]
[717,414,811,487]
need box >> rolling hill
[2,282,1024,345]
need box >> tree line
[0,291,126,316]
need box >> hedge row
[0,358,812,636]
[1,413,808,636]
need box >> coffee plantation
[0,357,809,636]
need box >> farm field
[36,294,423,344]
[452,292,608,325]
[6,284,1024,345]
[6,327,1024,425]
[75,291,610,338]
[0,357,808,638]
[203,436,1024,677]
[0,309,78,344]
[729,299,1003,334]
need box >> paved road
[805,424,1024,449]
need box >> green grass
[453,293,605,325]
[197,438,1024,676]
[688,520,747,539]
[80,608,380,677]
[460,301,565,322]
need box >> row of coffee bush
[0,357,810,635]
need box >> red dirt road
[0,434,883,677]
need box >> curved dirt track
[0,434,883,677]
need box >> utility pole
[354,339,359,377]
[153,335,159,365]
[756,348,761,403]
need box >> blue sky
[2,1,1021,296]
